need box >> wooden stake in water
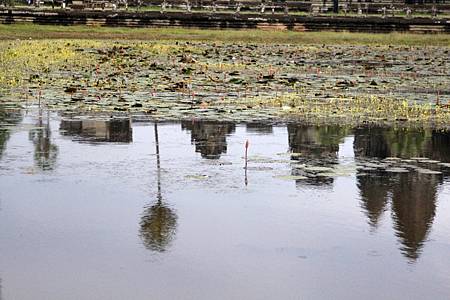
[244,139,249,170]
[244,139,249,186]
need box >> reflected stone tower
[354,126,443,261]
[181,120,235,159]
[29,110,58,171]
[391,173,438,261]
[287,124,348,187]
[60,118,132,143]
[0,105,22,160]
[357,174,390,228]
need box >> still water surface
[1,107,450,299]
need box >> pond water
[1,106,450,299]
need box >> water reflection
[354,126,450,161]
[357,173,390,228]
[139,123,177,253]
[0,105,22,160]
[288,124,348,160]
[287,124,349,186]
[28,109,58,171]
[391,172,438,261]
[140,200,177,253]
[428,130,450,162]
[354,126,450,261]
[246,123,273,134]
[181,120,235,159]
[60,118,132,143]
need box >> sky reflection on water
[0,107,450,300]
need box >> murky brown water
[1,106,450,299]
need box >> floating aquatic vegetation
[274,175,308,181]
[0,40,448,128]
[417,169,443,175]
[184,174,209,180]
[385,167,409,173]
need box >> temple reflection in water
[287,124,349,186]
[354,126,449,261]
[246,123,273,135]
[29,109,58,171]
[181,120,235,159]
[391,172,438,261]
[354,126,450,161]
[0,105,22,160]
[60,118,132,143]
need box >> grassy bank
[0,24,449,46]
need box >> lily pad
[417,169,442,175]
[385,168,409,173]
[185,174,209,180]
[303,166,333,173]
[274,175,308,181]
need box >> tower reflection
[357,173,390,228]
[60,118,132,143]
[181,120,235,159]
[0,104,22,160]
[28,109,58,171]
[354,126,448,261]
[391,172,438,261]
[287,124,349,186]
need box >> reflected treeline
[60,118,132,143]
[354,127,450,161]
[354,126,450,262]
[140,200,178,253]
[139,123,177,253]
[28,109,58,171]
[0,105,22,160]
[287,124,349,186]
[181,120,235,159]
[429,130,450,162]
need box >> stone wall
[0,8,449,33]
